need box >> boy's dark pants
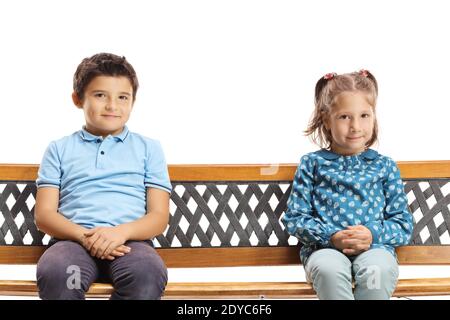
[36,240,167,300]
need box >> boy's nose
[105,99,118,110]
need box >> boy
[35,53,171,300]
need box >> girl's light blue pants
[304,248,399,300]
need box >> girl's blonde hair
[305,70,379,149]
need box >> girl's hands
[331,225,373,256]
[341,225,373,255]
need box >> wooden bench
[0,161,449,299]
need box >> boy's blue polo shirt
[36,126,172,229]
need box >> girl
[282,70,413,300]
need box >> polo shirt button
[100,151,105,155]
[97,139,101,143]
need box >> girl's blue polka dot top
[282,149,414,264]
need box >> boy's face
[73,76,134,138]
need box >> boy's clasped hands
[331,225,373,256]
[80,226,131,261]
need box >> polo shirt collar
[317,148,378,160]
[79,126,130,142]
[114,126,129,142]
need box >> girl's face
[324,91,375,156]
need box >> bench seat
[2,278,450,298]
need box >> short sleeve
[144,140,172,194]
[36,141,61,188]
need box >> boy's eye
[119,95,129,101]
[94,93,106,98]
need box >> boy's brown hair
[73,53,139,101]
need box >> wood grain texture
[1,161,449,181]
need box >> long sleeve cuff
[365,221,382,243]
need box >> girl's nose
[350,119,361,131]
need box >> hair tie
[323,72,337,80]
[359,69,369,77]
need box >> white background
[1,0,450,299]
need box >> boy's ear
[72,92,83,109]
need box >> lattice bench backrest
[1,178,449,247]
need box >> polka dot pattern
[282,149,414,264]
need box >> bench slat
[0,246,300,266]
[2,279,450,298]
[0,161,449,181]
[2,246,450,266]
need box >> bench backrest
[0,162,449,267]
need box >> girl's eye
[361,113,371,118]
[339,115,349,120]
